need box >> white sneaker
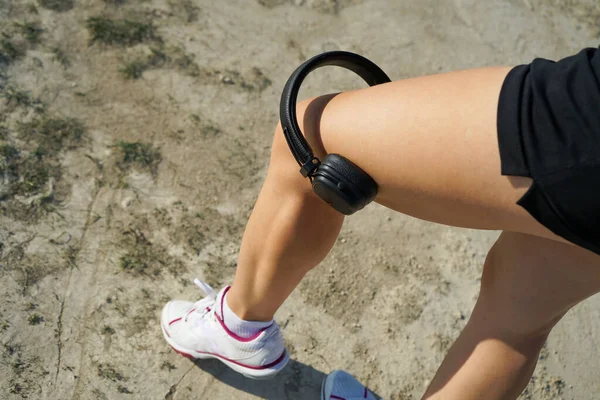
[161,279,289,379]
[322,370,378,400]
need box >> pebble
[121,197,133,208]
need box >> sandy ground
[1,0,600,399]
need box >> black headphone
[279,51,391,215]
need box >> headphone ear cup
[312,154,378,215]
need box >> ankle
[220,291,273,338]
[225,288,274,322]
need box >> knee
[268,95,337,191]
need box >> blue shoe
[322,370,377,400]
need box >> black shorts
[497,47,600,255]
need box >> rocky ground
[1,0,600,399]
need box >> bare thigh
[296,67,552,240]
[421,231,600,400]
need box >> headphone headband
[279,51,391,177]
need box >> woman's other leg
[422,232,600,399]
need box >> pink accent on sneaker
[215,286,274,342]
[214,310,273,342]
[364,387,367,398]
[171,346,194,360]
[219,286,231,321]
[185,308,196,321]
[168,317,182,326]
[330,396,346,400]
[195,349,287,370]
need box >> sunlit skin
[224,68,600,399]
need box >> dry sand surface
[2,0,600,399]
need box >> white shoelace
[193,279,217,299]
[186,279,218,323]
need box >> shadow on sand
[192,357,383,399]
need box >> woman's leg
[191,65,600,394]
[422,232,600,399]
[226,66,562,321]
[226,96,345,321]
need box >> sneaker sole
[160,319,289,380]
